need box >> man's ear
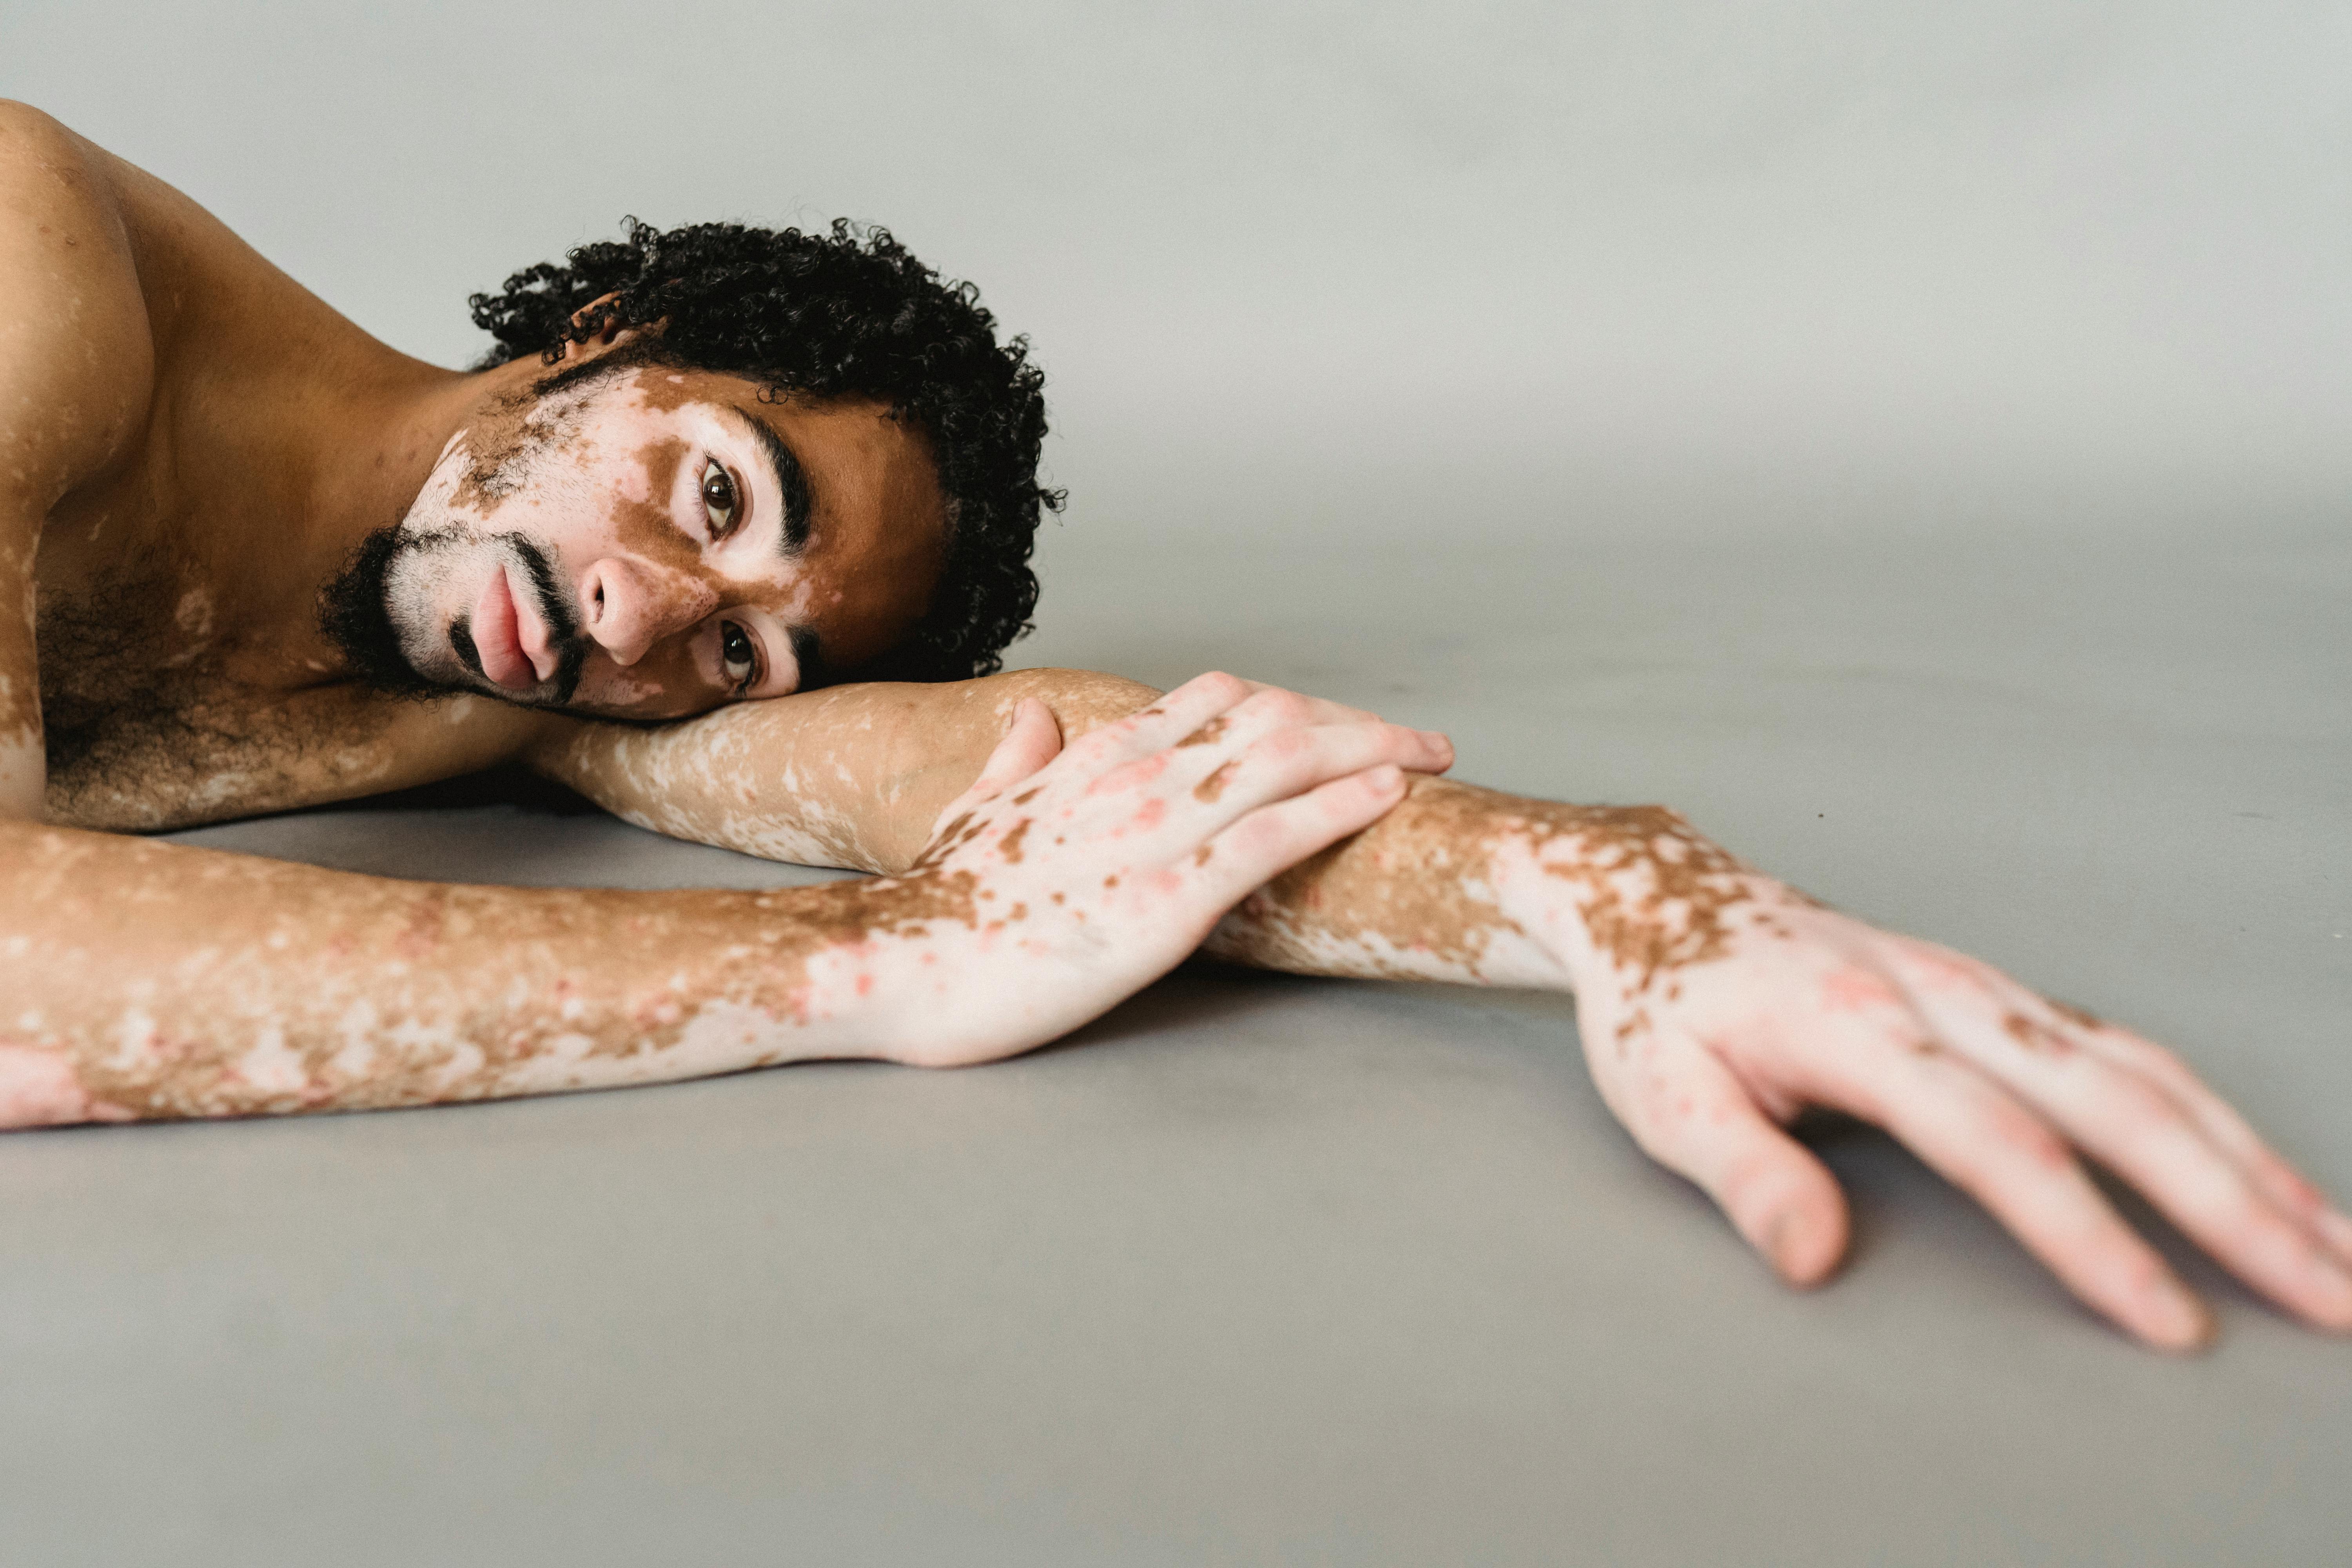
[557,292,653,364]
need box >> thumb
[927,697,1064,842]
[1615,1040,1850,1287]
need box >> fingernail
[2152,1281,2216,1352]
[1762,1211,1795,1273]
[2308,1255,2352,1329]
[1759,1210,1815,1282]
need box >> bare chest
[36,570,536,831]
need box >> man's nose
[579,557,720,667]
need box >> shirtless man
[3,102,2346,1352]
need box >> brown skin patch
[1175,716,1229,748]
[996,818,1031,864]
[909,810,987,871]
[2047,998,2104,1031]
[1218,780,1523,980]
[1535,804,1755,993]
[2002,1011,2077,1055]
[608,435,700,568]
[1211,780,1779,991]
[1194,762,1237,803]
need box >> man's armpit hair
[467,218,1064,685]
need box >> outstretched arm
[1213,775,2352,1349]
[0,679,1441,1123]
[539,668,2352,1349]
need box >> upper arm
[0,102,158,820]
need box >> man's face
[328,364,947,719]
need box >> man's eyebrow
[724,404,815,555]
[789,624,831,693]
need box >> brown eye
[720,621,759,691]
[700,458,739,536]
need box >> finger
[1613,1037,1849,1286]
[2004,1048,2352,1331]
[971,698,1064,799]
[2072,1022,2352,1264]
[1902,949,2352,1267]
[1183,718,1455,821]
[1816,1035,2214,1350]
[1228,678,1384,727]
[1935,1005,2352,1330]
[1088,671,1259,760]
[1194,764,1409,896]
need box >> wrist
[1482,799,1774,999]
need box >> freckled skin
[4,105,2350,1352]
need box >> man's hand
[537,662,2349,1351]
[863,672,1453,1067]
[1488,815,2352,1351]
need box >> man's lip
[468,567,537,690]
[507,565,561,682]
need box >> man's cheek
[573,653,710,718]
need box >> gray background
[3,4,2347,1563]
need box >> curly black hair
[468,218,1060,682]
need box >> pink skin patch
[1905,947,1994,992]
[1821,970,1903,1013]
[0,1045,131,1127]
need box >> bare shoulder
[0,102,156,515]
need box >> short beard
[318,525,588,706]
[318,523,446,700]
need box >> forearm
[1205,777,1759,999]
[0,821,963,1126]
[528,668,1158,873]
[535,668,1730,999]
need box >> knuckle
[2126,1037,2191,1078]
[1245,687,1312,725]
[1227,806,1304,862]
[1996,1112,2074,1174]
[1191,670,1248,704]
[1251,727,1317,765]
[2099,1068,2183,1130]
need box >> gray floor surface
[6,503,2347,1564]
